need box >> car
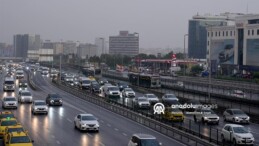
[162,108,184,122]
[163,99,181,108]
[116,82,129,91]
[229,90,246,98]
[223,109,250,124]
[64,74,74,82]
[18,80,28,91]
[128,134,162,146]
[65,80,74,86]
[15,70,24,79]
[60,72,67,80]
[90,81,101,93]
[0,118,18,138]
[184,99,202,112]
[41,67,49,75]
[218,44,234,63]
[193,108,219,124]
[73,78,79,86]
[46,93,63,106]
[161,93,179,102]
[31,100,48,115]
[2,96,18,109]
[79,78,91,90]
[0,111,15,120]
[3,124,26,143]
[221,124,254,146]
[18,90,33,103]
[143,94,159,105]
[104,86,120,99]
[133,97,150,109]
[98,78,109,86]
[3,77,15,92]
[4,131,34,145]
[122,88,135,98]
[102,83,113,92]
[74,114,99,132]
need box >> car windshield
[138,98,148,102]
[109,87,119,91]
[125,88,133,91]
[10,136,31,143]
[140,139,160,146]
[21,92,31,96]
[35,102,46,106]
[232,110,245,114]
[233,127,248,134]
[166,94,177,98]
[5,81,14,84]
[81,116,96,121]
[17,72,23,75]
[0,114,14,119]
[50,94,60,98]
[91,81,98,84]
[82,80,90,84]
[147,94,156,98]
[201,109,215,114]
[8,128,24,133]
[4,98,16,101]
[1,120,17,126]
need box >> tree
[191,65,203,74]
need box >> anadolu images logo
[153,103,165,115]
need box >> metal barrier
[50,80,218,146]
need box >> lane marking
[66,118,72,123]
[122,133,127,136]
[56,140,61,145]
[107,124,111,127]
[114,128,119,131]
[87,133,93,137]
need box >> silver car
[193,108,219,124]
[31,100,48,115]
[133,97,150,109]
[223,109,250,124]
[143,94,159,105]
[2,96,18,109]
[18,90,33,103]
[74,114,99,132]
[122,88,135,98]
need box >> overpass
[0,57,24,61]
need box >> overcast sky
[0,0,258,50]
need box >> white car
[193,108,219,124]
[2,96,18,109]
[221,124,254,145]
[143,94,159,105]
[229,90,246,98]
[223,109,250,124]
[31,100,48,115]
[161,93,179,101]
[74,114,99,132]
[18,90,33,103]
[122,88,135,98]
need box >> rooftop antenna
[246,2,248,14]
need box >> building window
[230,31,232,36]
[215,32,217,37]
[211,32,213,37]
[223,31,225,36]
[252,29,254,35]
[219,31,221,36]
[226,31,228,36]
[248,30,250,35]
[208,32,209,37]
[208,41,209,46]
[257,29,259,35]
[234,31,235,36]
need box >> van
[3,77,15,92]
[79,77,91,89]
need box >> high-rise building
[77,43,97,59]
[109,31,139,56]
[62,41,77,55]
[95,38,106,56]
[13,34,41,58]
[188,13,243,59]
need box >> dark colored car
[90,81,101,93]
[98,78,108,86]
[46,93,63,106]
[116,82,129,91]
[18,80,28,91]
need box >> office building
[77,43,97,59]
[188,13,243,59]
[95,38,106,56]
[109,31,139,56]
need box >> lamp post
[59,54,62,83]
[184,34,188,76]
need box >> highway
[0,71,187,145]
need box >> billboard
[211,39,235,65]
[247,39,259,66]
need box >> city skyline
[1,0,258,50]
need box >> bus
[128,72,161,88]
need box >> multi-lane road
[0,71,186,146]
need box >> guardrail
[25,70,37,90]
[50,80,219,146]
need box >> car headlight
[59,99,62,102]
[50,100,54,103]
[96,123,99,127]
[204,117,208,120]
[247,116,250,120]
[236,135,242,138]
[235,116,239,119]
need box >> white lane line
[56,140,61,145]
[114,128,119,131]
[107,124,111,127]
[122,133,127,136]
[67,118,72,123]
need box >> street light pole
[59,54,62,83]
[184,34,188,76]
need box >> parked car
[143,94,159,105]
[46,93,63,106]
[122,88,135,98]
[221,124,254,145]
[223,109,250,124]
[74,113,99,132]
[193,108,219,124]
[128,134,162,146]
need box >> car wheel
[74,122,77,129]
[221,135,225,144]
[233,138,237,146]
[202,118,205,124]
[96,130,99,133]
[232,118,236,123]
